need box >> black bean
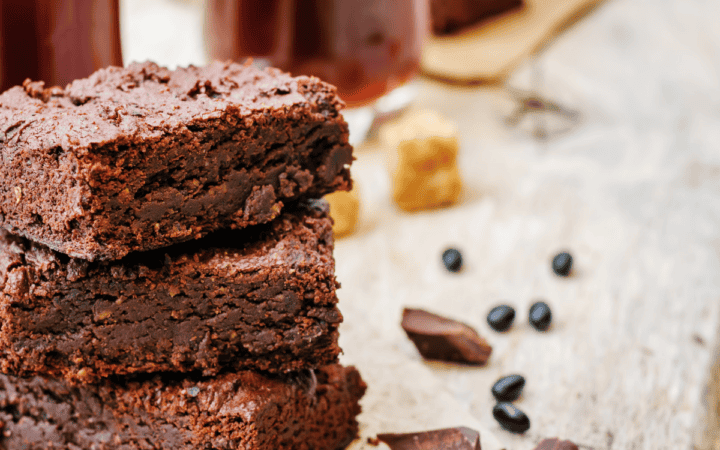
[491,374,525,402]
[442,248,462,272]
[552,251,573,276]
[487,305,515,332]
[529,301,552,331]
[492,402,530,433]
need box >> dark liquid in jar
[205,0,426,106]
[0,0,123,92]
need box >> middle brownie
[0,200,341,383]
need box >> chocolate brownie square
[0,364,365,450]
[431,0,523,34]
[0,200,341,382]
[0,60,353,260]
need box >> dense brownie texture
[431,0,523,34]
[0,201,341,382]
[0,364,365,450]
[0,60,353,261]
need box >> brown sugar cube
[325,188,360,237]
[381,109,462,211]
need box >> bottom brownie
[0,364,365,450]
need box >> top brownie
[0,61,353,260]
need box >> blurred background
[2,1,720,449]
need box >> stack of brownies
[0,61,364,449]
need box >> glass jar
[205,0,429,141]
[0,0,123,91]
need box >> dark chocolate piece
[0,364,365,450]
[487,305,515,332]
[552,251,573,276]
[534,438,580,450]
[0,201,342,382]
[431,0,524,35]
[493,402,531,433]
[401,308,492,365]
[491,374,525,402]
[376,427,481,450]
[529,301,553,331]
[0,60,353,261]
[442,248,463,272]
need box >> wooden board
[421,0,605,83]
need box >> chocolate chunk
[401,308,492,365]
[376,427,481,450]
[534,438,580,450]
[431,0,523,35]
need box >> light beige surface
[339,0,720,448]
[123,1,720,449]
[421,0,605,82]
